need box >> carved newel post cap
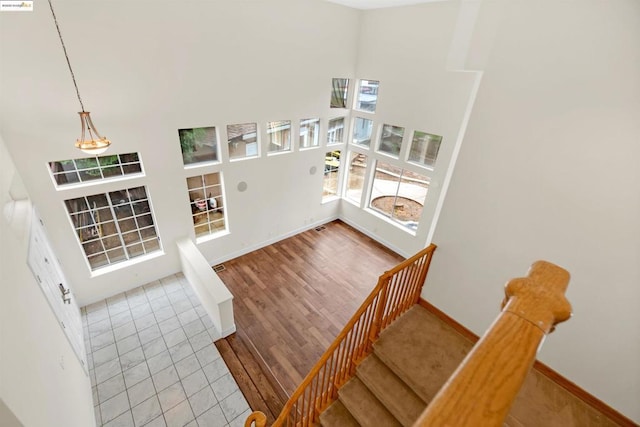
[502,260,572,334]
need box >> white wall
[425,0,640,422]
[0,0,359,304]
[341,1,478,256]
[0,135,95,427]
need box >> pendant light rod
[47,0,85,112]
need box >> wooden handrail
[246,244,437,427]
[414,260,572,427]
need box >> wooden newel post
[414,261,572,427]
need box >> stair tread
[357,354,426,427]
[339,377,402,427]
[320,400,360,427]
[374,305,474,403]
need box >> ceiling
[322,0,444,10]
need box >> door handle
[58,283,71,305]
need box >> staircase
[319,304,472,427]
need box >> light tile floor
[81,273,251,427]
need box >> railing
[415,260,572,427]
[245,244,437,427]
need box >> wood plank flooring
[216,220,405,402]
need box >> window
[330,78,349,108]
[49,153,142,187]
[352,117,373,148]
[327,117,345,145]
[267,120,292,154]
[228,123,258,160]
[378,124,405,158]
[369,161,429,231]
[345,152,368,205]
[323,150,341,201]
[299,118,320,149]
[64,186,161,271]
[355,79,379,113]
[408,131,442,169]
[178,126,218,166]
[186,173,226,238]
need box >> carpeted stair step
[319,399,360,427]
[339,377,402,427]
[356,353,426,426]
[373,305,473,403]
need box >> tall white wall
[0,135,95,427]
[0,0,359,304]
[424,0,640,422]
[341,1,478,256]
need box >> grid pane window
[408,131,442,169]
[227,123,258,160]
[330,78,349,108]
[378,124,405,158]
[352,117,373,148]
[327,117,345,145]
[186,172,226,238]
[345,152,368,205]
[370,161,429,231]
[49,153,142,187]
[178,126,218,166]
[267,121,292,154]
[323,151,341,201]
[299,118,320,149]
[355,79,379,113]
[64,186,161,270]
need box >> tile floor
[81,273,251,427]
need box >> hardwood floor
[216,220,406,405]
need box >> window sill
[89,250,165,277]
[196,229,230,244]
[53,173,145,191]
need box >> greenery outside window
[330,78,349,108]
[327,117,345,145]
[323,150,341,201]
[267,120,292,154]
[49,153,142,187]
[355,79,379,113]
[369,161,429,231]
[408,131,442,169]
[345,152,368,205]
[186,173,226,239]
[299,118,320,149]
[64,186,161,271]
[178,126,218,166]
[228,123,258,160]
[352,117,373,148]
[378,124,405,158]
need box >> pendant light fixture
[48,0,111,155]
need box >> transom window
[299,118,320,149]
[352,117,373,148]
[228,123,258,160]
[369,161,429,232]
[267,121,292,154]
[327,117,345,145]
[408,131,442,169]
[330,78,350,108]
[378,124,405,158]
[49,153,142,187]
[355,79,379,113]
[178,126,218,166]
[186,173,226,239]
[64,186,161,271]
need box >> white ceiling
[322,0,444,10]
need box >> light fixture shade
[75,111,111,155]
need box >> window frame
[48,153,144,189]
[186,172,228,241]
